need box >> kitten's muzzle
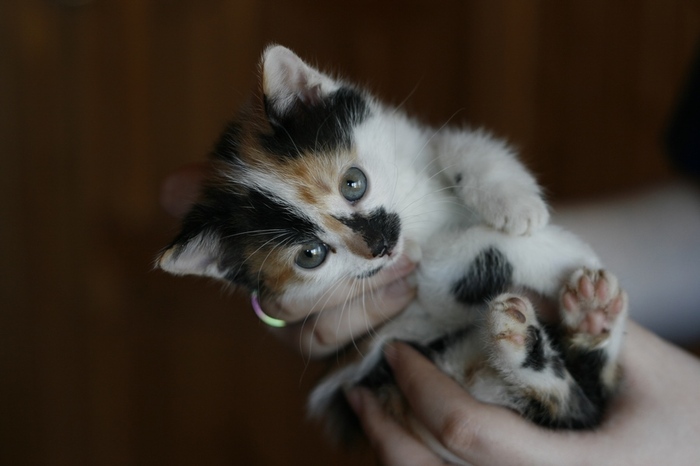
[335,208,401,260]
[374,243,389,258]
[371,235,394,258]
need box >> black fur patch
[211,120,243,162]
[452,247,513,305]
[522,325,546,372]
[565,384,603,430]
[335,208,401,257]
[522,397,555,427]
[564,348,611,410]
[169,184,320,293]
[550,356,567,379]
[261,87,370,158]
[520,342,611,429]
[358,266,383,279]
[358,357,393,391]
[523,382,600,430]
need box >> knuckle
[312,324,334,348]
[439,409,480,455]
[298,329,333,359]
[308,318,348,355]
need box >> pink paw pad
[561,269,627,336]
[489,294,534,347]
[504,297,528,323]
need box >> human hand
[347,321,700,465]
[160,164,418,358]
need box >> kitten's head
[158,46,405,309]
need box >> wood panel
[1,1,698,465]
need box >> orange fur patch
[243,243,303,296]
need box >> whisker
[219,228,290,241]
[254,236,295,292]
[408,108,465,173]
[299,270,360,364]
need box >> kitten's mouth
[357,266,383,279]
[355,235,407,279]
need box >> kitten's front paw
[478,191,549,236]
[560,269,628,347]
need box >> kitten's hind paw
[487,294,541,368]
[561,269,628,346]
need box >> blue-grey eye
[340,167,367,203]
[295,241,328,269]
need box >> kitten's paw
[478,192,549,236]
[487,294,539,367]
[487,294,572,395]
[560,269,628,343]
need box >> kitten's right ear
[157,231,227,280]
[261,45,338,117]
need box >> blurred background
[2,1,699,465]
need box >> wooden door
[1,1,698,465]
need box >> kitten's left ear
[261,45,338,116]
[157,231,227,280]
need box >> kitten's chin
[357,266,383,279]
[354,251,395,279]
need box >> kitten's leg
[486,294,568,393]
[484,293,603,428]
[559,268,628,403]
[434,129,549,235]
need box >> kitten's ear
[261,45,338,116]
[157,232,227,279]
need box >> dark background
[2,1,699,465]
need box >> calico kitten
[158,45,627,463]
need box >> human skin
[347,321,700,466]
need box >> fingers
[159,163,206,218]
[300,276,416,357]
[268,270,417,358]
[269,254,417,323]
[346,387,444,466]
[384,343,572,465]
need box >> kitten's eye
[340,167,367,203]
[295,241,329,269]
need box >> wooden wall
[1,1,698,465]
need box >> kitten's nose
[372,241,390,258]
[334,208,401,260]
[365,224,397,259]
